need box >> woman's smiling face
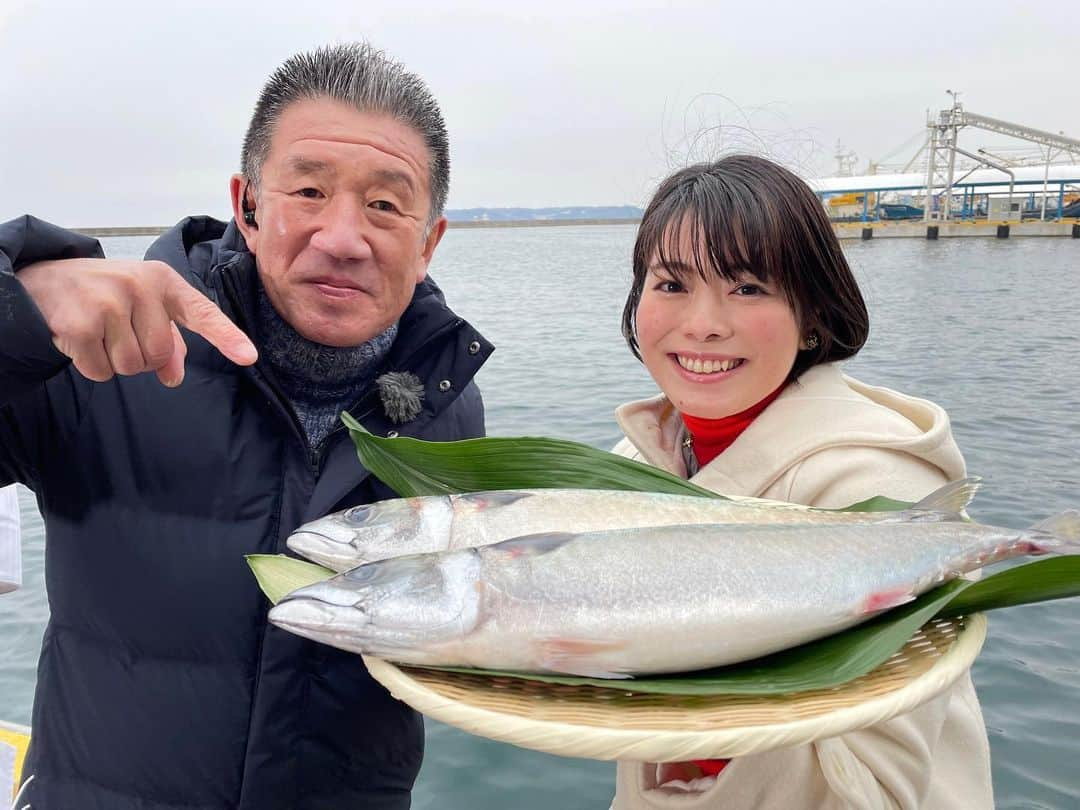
[634,226,804,419]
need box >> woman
[610,155,993,809]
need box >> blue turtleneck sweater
[255,286,396,449]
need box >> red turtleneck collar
[680,383,787,468]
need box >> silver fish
[270,508,1080,678]
[288,479,982,572]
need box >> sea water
[2,226,1078,808]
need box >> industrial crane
[924,93,1080,221]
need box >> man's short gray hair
[241,42,450,226]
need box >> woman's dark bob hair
[622,154,869,381]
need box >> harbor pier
[833,219,1079,240]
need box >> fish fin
[455,491,534,511]
[1028,510,1080,552]
[858,587,917,615]
[488,532,578,558]
[906,477,982,517]
[534,637,633,679]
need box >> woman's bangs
[693,199,776,287]
[647,204,760,286]
[649,207,697,285]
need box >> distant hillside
[446,206,642,222]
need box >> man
[0,43,492,809]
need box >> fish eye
[343,564,379,584]
[341,556,424,589]
[343,505,373,525]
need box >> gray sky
[1,0,1076,227]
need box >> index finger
[163,275,258,366]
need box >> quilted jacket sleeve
[0,216,103,486]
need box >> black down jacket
[0,215,493,810]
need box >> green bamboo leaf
[937,556,1080,618]
[343,415,914,513]
[247,554,334,605]
[837,494,915,513]
[341,413,722,499]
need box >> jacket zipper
[219,267,315,458]
[215,261,473,805]
[217,264,321,810]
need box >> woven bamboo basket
[363,614,986,762]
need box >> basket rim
[363,614,987,762]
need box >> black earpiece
[241,181,257,227]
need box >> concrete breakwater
[72,219,644,238]
[73,218,1079,240]
[73,226,173,237]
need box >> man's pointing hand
[16,258,258,387]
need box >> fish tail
[1026,510,1080,554]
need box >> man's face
[233,97,446,347]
